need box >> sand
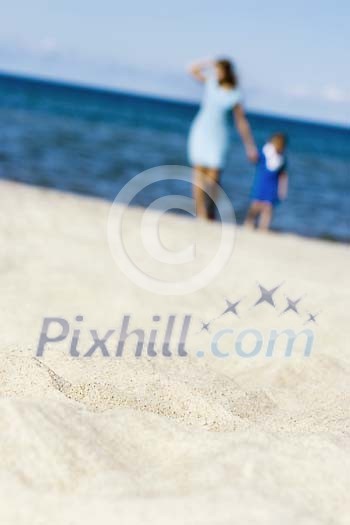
[0,179,349,524]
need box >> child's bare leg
[258,203,273,230]
[244,201,261,228]
[193,166,208,218]
[205,168,220,220]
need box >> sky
[1,0,350,125]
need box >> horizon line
[0,69,349,132]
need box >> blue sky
[1,0,349,124]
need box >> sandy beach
[0,179,349,524]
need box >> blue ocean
[0,73,349,241]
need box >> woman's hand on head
[187,59,214,82]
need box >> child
[245,133,288,231]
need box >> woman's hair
[215,59,238,88]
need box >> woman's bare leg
[258,203,273,230]
[193,166,208,218]
[205,168,220,220]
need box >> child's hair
[270,133,288,150]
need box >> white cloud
[285,85,312,99]
[321,85,350,103]
[38,37,59,58]
[285,83,350,104]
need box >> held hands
[245,144,259,163]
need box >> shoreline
[2,178,349,245]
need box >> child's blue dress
[188,74,241,169]
[251,143,286,205]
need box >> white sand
[0,180,349,524]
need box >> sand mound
[0,395,349,524]
[0,181,349,523]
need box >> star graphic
[281,297,302,315]
[254,284,281,308]
[200,321,211,333]
[306,312,319,324]
[221,299,241,317]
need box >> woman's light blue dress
[188,75,241,169]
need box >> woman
[188,58,257,219]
